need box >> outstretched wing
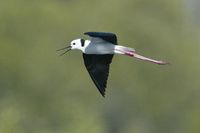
[84,32,118,45]
[83,54,113,97]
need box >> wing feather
[82,54,113,97]
[84,32,118,45]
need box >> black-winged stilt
[58,32,168,97]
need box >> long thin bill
[57,46,71,51]
[57,45,71,56]
[59,49,71,56]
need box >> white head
[70,38,86,51]
[57,38,86,56]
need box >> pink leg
[125,51,168,65]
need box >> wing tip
[84,32,96,35]
[101,92,106,98]
[96,86,106,97]
[97,87,106,97]
[84,32,89,35]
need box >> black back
[84,32,118,45]
[83,54,114,97]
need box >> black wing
[84,32,118,45]
[83,54,113,97]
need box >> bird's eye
[73,43,75,45]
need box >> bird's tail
[115,45,168,65]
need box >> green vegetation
[0,0,200,133]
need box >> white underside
[84,42,116,54]
[84,39,134,55]
[83,39,167,65]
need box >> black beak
[57,46,71,56]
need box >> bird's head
[57,38,86,56]
[70,38,85,50]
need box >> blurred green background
[1,0,200,133]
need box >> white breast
[84,42,115,54]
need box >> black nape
[80,39,85,47]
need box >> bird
[58,32,168,97]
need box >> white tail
[116,45,135,52]
[115,45,168,65]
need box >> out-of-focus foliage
[0,0,200,133]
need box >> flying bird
[58,32,168,97]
